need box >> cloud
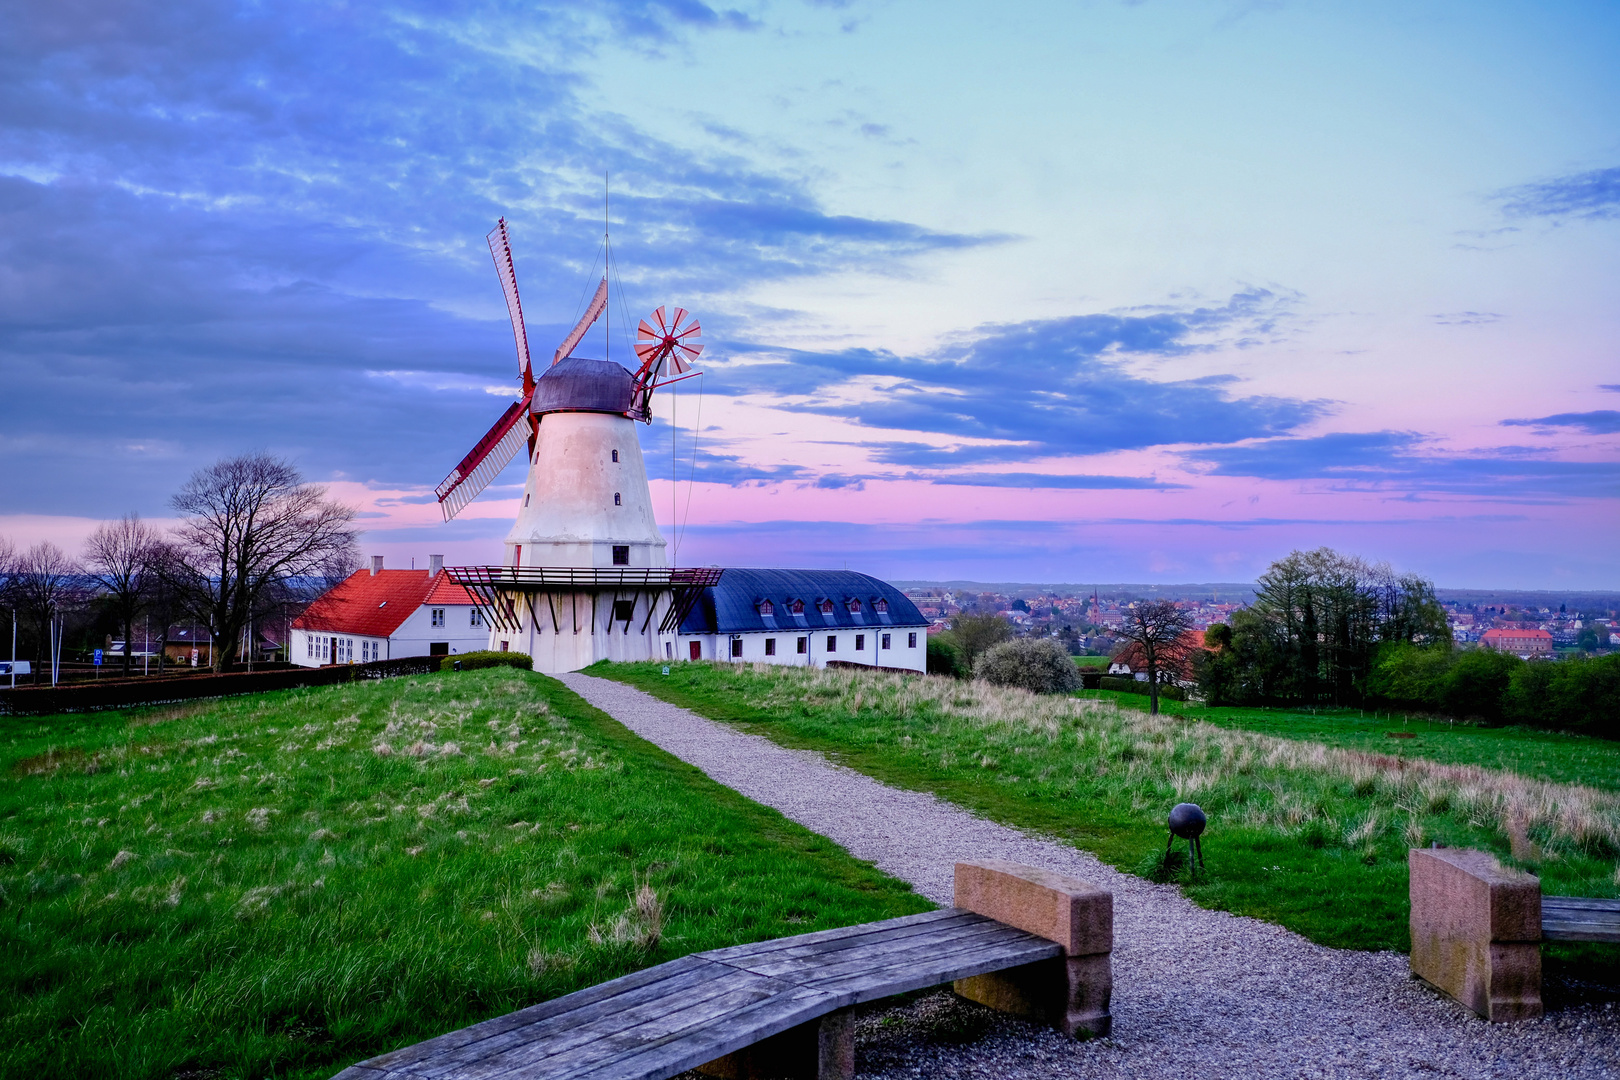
[1496,166,1620,221]
[923,472,1186,490]
[1501,411,1620,435]
[1432,311,1503,326]
[0,1,996,517]
[708,288,1322,466]
[1185,432,1619,500]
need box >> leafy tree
[974,638,1081,694]
[1113,599,1192,714]
[948,612,1013,672]
[1439,648,1520,724]
[170,453,358,672]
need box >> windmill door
[689,641,702,661]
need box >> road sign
[0,661,31,675]
[94,649,104,666]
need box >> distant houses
[1478,627,1554,658]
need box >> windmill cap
[531,357,634,416]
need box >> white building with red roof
[291,555,487,667]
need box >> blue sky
[0,1,1616,587]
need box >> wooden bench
[1409,847,1620,1022]
[334,860,1112,1080]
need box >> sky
[1,0,1616,588]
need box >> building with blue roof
[674,568,928,671]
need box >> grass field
[0,668,929,1080]
[1077,690,1620,791]
[595,661,1620,961]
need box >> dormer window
[873,598,889,613]
[788,599,805,615]
[818,599,835,615]
[756,599,774,616]
[846,598,862,614]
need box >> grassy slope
[1076,690,1620,790]
[593,661,1620,962]
[0,669,929,1080]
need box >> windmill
[433,219,702,522]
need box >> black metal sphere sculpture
[1165,802,1207,875]
[1168,802,1206,839]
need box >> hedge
[441,651,534,673]
[1098,675,1187,701]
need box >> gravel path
[557,672,1620,1079]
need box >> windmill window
[826,635,837,652]
[873,599,889,613]
[909,632,918,648]
[613,600,635,622]
[765,638,776,656]
[612,545,629,565]
[614,492,622,506]
[756,599,774,616]
[524,494,530,506]
[612,449,619,462]
[818,599,835,615]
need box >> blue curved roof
[678,568,928,635]
[531,357,634,415]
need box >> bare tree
[1114,598,1193,715]
[12,541,80,674]
[83,514,162,676]
[0,534,16,668]
[170,453,359,672]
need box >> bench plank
[1541,896,1620,943]
[335,906,1076,1080]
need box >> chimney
[371,555,383,576]
[429,554,444,577]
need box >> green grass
[1071,655,1109,670]
[0,668,929,1080]
[1077,691,1620,791]
[593,661,1620,962]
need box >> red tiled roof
[293,570,477,638]
[1480,628,1552,641]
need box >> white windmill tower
[435,219,718,672]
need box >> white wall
[507,412,667,570]
[490,589,674,673]
[678,627,926,672]
[391,602,489,659]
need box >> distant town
[897,581,1619,659]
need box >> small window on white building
[796,636,807,654]
[431,608,445,628]
[826,635,837,652]
[731,637,743,658]
[307,636,314,658]
[612,545,629,565]
[765,638,776,656]
[470,608,484,627]
[881,633,891,649]
[855,634,865,650]
[909,632,918,648]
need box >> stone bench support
[952,859,1114,1037]
[1408,847,1542,1022]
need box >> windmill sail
[487,220,532,382]
[435,397,533,521]
[553,279,607,365]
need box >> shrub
[441,650,533,672]
[1099,675,1187,702]
[927,636,965,677]
[973,638,1081,694]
